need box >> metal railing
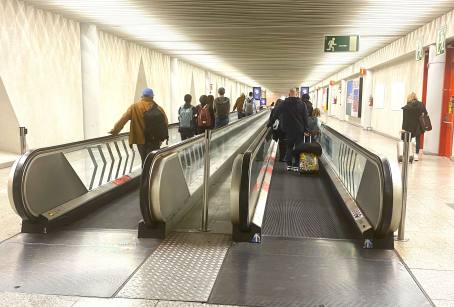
[231,127,273,233]
[139,111,270,237]
[231,123,402,246]
[8,120,180,224]
[320,124,402,239]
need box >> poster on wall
[253,87,261,100]
[260,98,267,106]
[300,87,309,97]
[346,78,361,117]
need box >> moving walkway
[8,112,241,233]
[4,111,431,305]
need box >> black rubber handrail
[234,123,395,238]
[321,124,395,237]
[10,110,237,222]
[237,127,272,231]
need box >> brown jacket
[110,98,168,145]
[233,95,246,112]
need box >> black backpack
[143,105,168,143]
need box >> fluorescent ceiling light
[46,0,261,87]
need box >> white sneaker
[414,154,419,161]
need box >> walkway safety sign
[415,40,423,61]
[324,35,359,52]
[436,26,447,56]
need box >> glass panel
[321,128,369,200]
[173,111,269,195]
[209,112,269,176]
[64,149,94,190]
[62,135,139,191]
[178,138,206,194]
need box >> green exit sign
[324,35,359,52]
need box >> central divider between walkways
[139,110,270,238]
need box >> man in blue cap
[110,87,168,164]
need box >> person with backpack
[244,92,256,116]
[233,93,246,119]
[110,87,168,164]
[301,93,313,117]
[197,95,212,134]
[267,99,286,161]
[273,88,310,170]
[178,94,197,141]
[213,87,230,128]
[307,108,321,142]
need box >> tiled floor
[0,151,17,169]
[0,292,234,306]
[324,115,454,306]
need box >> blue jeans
[215,116,229,128]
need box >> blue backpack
[179,106,194,128]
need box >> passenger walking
[178,94,197,141]
[307,108,321,142]
[244,92,256,116]
[196,95,212,134]
[273,88,309,170]
[301,93,313,117]
[267,99,286,161]
[213,87,231,128]
[206,94,216,129]
[110,87,168,164]
[402,92,428,161]
[233,93,246,119]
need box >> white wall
[0,0,84,148]
[0,77,20,153]
[370,55,424,138]
[424,45,446,154]
[310,8,454,145]
[0,0,253,149]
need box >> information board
[346,78,361,117]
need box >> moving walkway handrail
[232,123,401,241]
[320,124,401,237]
[231,126,272,230]
[8,111,237,226]
[9,132,134,221]
[140,111,269,227]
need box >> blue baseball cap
[142,88,154,97]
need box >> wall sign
[346,79,361,117]
[253,87,261,100]
[436,26,447,55]
[415,40,423,61]
[260,98,267,106]
[300,86,309,96]
[324,35,359,52]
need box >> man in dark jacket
[302,93,313,117]
[213,87,231,128]
[402,93,428,160]
[274,88,309,169]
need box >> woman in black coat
[401,92,428,160]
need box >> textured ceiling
[26,0,454,94]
